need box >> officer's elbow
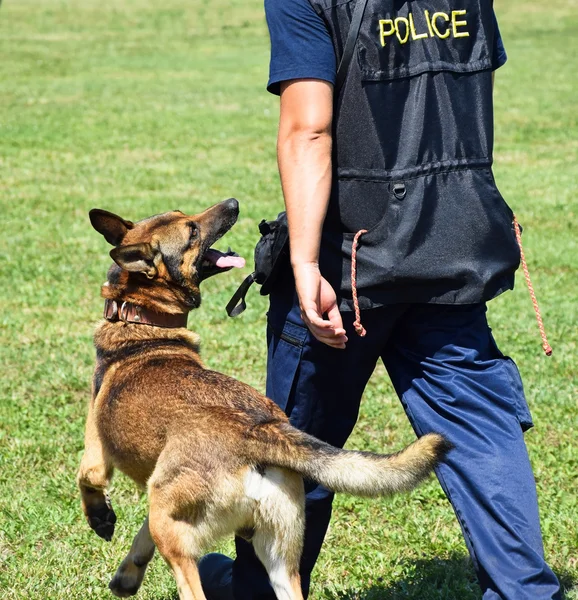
[280,123,332,145]
[277,125,332,162]
[278,79,333,144]
[278,108,332,147]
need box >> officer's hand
[293,262,347,349]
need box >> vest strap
[335,0,370,92]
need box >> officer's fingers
[308,325,346,349]
[313,324,347,346]
[303,308,334,330]
[302,311,347,349]
[313,332,347,349]
[309,323,347,343]
[325,303,344,333]
[304,308,347,339]
[299,297,346,335]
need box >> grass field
[0,0,576,598]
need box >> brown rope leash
[513,215,552,356]
[351,218,551,355]
[351,229,368,337]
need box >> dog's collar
[103,299,188,329]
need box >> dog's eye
[188,223,198,241]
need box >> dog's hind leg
[146,459,214,600]
[77,399,116,541]
[252,468,305,600]
[109,516,156,598]
[147,501,208,600]
[252,535,304,600]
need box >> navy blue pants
[232,285,561,600]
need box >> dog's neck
[95,269,202,348]
[94,316,202,357]
[101,264,200,319]
[102,298,189,328]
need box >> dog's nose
[223,198,239,212]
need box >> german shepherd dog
[77,198,451,600]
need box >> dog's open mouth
[200,248,246,280]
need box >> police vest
[312,0,521,309]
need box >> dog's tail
[245,424,451,497]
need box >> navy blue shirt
[265,0,507,95]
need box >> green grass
[0,0,576,598]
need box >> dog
[77,198,451,600]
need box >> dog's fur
[77,199,451,600]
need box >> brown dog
[77,198,451,600]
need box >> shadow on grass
[321,555,478,600]
[322,554,576,600]
[160,555,576,600]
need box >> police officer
[200,0,562,598]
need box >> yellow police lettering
[379,19,395,46]
[424,10,435,38]
[377,9,469,45]
[431,12,451,39]
[452,10,470,38]
[409,13,429,40]
[394,17,410,44]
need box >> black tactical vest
[311,0,521,310]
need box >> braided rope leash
[351,219,551,355]
[513,214,552,356]
[351,229,368,337]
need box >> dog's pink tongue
[215,255,245,268]
[204,249,246,268]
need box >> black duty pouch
[225,212,289,317]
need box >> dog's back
[93,320,292,487]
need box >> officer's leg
[382,303,561,600]
[233,290,402,599]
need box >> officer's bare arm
[278,79,333,267]
[277,79,347,348]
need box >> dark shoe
[198,553,234,600]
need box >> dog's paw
[109,564,146,598]
[86,496,117,541]
[109,576,140,598]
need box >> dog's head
[90,198,245,310]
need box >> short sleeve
[265,0,336,95]
[492,11,507,70]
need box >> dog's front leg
[109,516,155,597]
[77,399,116,541]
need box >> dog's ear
[110,243,158,279]
[89,209,134,246]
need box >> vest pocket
[332,167,520,304]
[333,176,394,234]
